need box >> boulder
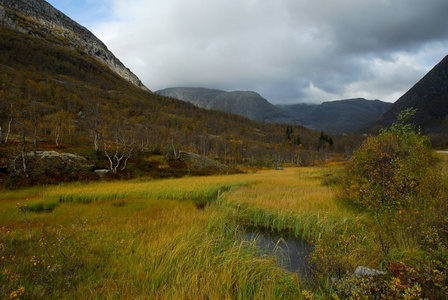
[354,266,386,277]
[24,150,92,174]
[94,169,110,177]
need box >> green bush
[339,108,443,214]
[336,108,448,298]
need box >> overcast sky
[46,0,448,104]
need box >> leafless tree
[84,99,103,151]
[103,120,134,173]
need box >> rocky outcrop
[0,0,149,91]
[23,151,92,174]
[156,87,301,124]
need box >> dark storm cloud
[89,0,448,103]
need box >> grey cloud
[91,0,448,104]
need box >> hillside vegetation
[0,25,361,187]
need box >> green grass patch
[19,201,59,212]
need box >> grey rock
[22,151,91,174]
[0,5,5,21]
[94,169,110,177]
[27,150,86,162]
[354,266,386,277]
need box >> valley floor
[1,162,447,299]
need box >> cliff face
[0,0,149,91]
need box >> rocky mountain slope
[156,87,301,124]
[277,98,391,133]
[364,55,448,136]
[0,0,149,91]
[0,0,340,182]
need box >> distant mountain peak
[277,98,391,133]
[156,87,301,124]
[364,55,448,135]
[0,0,149,91]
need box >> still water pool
[239,229,314,278]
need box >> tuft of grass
[111,199,126,207]
[19,201,59,212]
[320,173,341,186]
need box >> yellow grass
[225,167,343,213]
[1,171,306,299]
[5,164,429,298]
[44,175,253,203]
[219,167,375,270]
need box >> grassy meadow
[1,158,447,299]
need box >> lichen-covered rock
[23,150,92,175]
[354,266,386,277]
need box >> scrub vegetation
[1,152,447,299]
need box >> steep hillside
[156,87,301,124]
[0,0,356,187]
[278,98,391,133]
[364,55,448,139]
[0,0,148,91]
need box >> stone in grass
[354,266,386,277]
[94,169,110,177]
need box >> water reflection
[240,229,313,278]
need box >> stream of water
[239,229,314,278]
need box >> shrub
[336,108,448,298]
[339,108,443,214]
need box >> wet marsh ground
[1,158,447,298]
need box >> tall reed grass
[45,176,253,203]
[217,167,375,271]
[1,172,305,298]
[5,163,443,298]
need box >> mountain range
[277,99,392,133]
[156,87,301,124]
[156,87,392,133]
